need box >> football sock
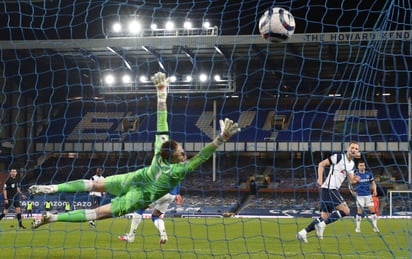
[356,213,362,228]
[152,215,166,236]
[371,212,378,227]
[56,209,96,222]
[0,213,5,220]
[324,210,346,224]
[57,180,93,193]
[16,213,23,226]
[305,217,323,232]
[129,212,143,236]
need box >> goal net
[0,1,411,258]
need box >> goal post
[388,190,412,217]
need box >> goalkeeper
[30,72,240,229]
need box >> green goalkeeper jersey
[149,142,216,202]
[148,110,217,202]
[106,110,217,216]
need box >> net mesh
[0,0,411,258]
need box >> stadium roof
[0,1,410,105]
[0,30,410,104]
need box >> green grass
[0,217,410,258]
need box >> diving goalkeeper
[30,72,240,229]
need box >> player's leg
[0,210,7,220]
[366,195,379,232]
[32,178,145,229]
[32,203,113,229]
[0,202,10,220]
[31,171,130,196]
[29,179,100,195]
[151,194,175,244]
[322,190,350,225]
[297,213,329,242]
[0,200,11,220]
[368,206,379,232]
[89,195,101,227]
[313,211,330,240]
[314,190,348,240]
[355,208,363,232]
[373,196,380,217]
[297,209,325,242]
[152,209,168,244]
[118,208,145,243]
[355,196,365,232]
[15,203,26,229]
[297,188,332,242]
[324,203,349,224]
[117,188,154,242]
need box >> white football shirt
[321,153,355,190]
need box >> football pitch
[0,217,410,258]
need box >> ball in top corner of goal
[258,7,295,42]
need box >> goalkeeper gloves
[151,72,169,102]
[213,118,241,146]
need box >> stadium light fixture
[183,21,192,29]
[106,18,218,37]
[122,74,132,84]
[104,74,115,85]
[165,21,175,31]
[128,20,141,34]
[99,71,234,94]
[203,21,211,29]
[169,75,177,82]
[184,75,192,82]
[112,22,122,33]
[139,75,148,83]
[199,74,208,82]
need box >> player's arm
[211,118,240,148]
[17,186,26,199]
[176,143,217,173]
[152,72,170,154]
[348,170,360,184]
[188,118,240,170]
[317,158,330,186]
[174,194,183,205]
[171,118,240,178]
[3,186,7,203]
[171,184,183,204]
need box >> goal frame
[388,190,412,217]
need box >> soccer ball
[258,7,295,42]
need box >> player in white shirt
[89,167,105,227]
[297,141,361,243]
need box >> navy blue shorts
[319,188,344,213]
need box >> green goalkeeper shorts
[104,171,152,216]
